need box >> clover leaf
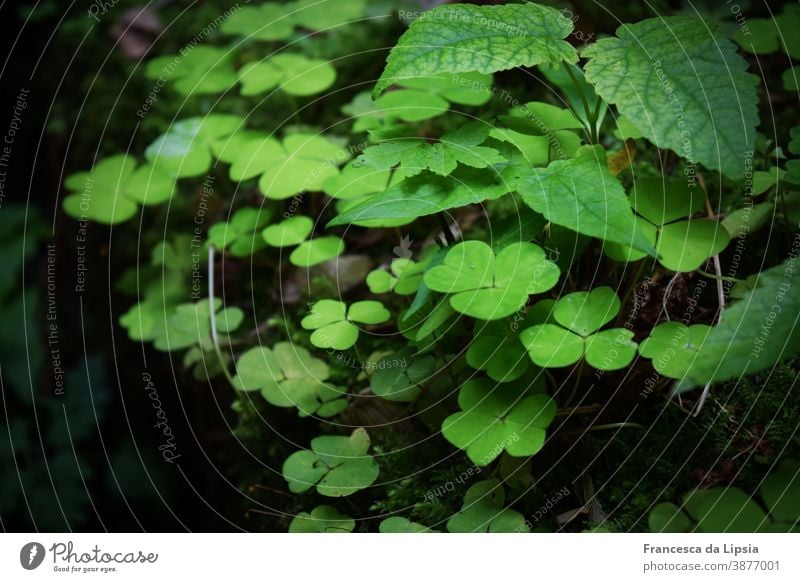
[520,288,638,370]
[207,206,273,257]
[683,488,768,532]
[379,517,433,533]
[447,479,530,533]
[62,155,177,224]
[262,215,314,247]
[467,319,534,382]
[146,115,242,178]
[289,505,355,533]
[366,258,426,296]
[217,131,346,199]
[282,428,379,497]
[423,241,560,320]
[302,299,390,350]
[604,177,729,270]
[638,322,713,379]
[289,236,345,267]
[370,350,436,402]
[145,46,237,95]
[238,54,336,97]
[232,342,346,418]
[441,379,555,466]
[759,460,800,527]
[356,122,506,179]
[221,3,295,41]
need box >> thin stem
[564,359,585,407]
[696,269,743,284]
[437,213,455,245]
[587,422,646,432]
[208,246,237,387]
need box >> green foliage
[447,479,530,532]
[238,55,336,97]
[379,516,432,533]
[289,505,355,533]
[423,240,560,320]
[441,379,555,466]
[302,299,390,349]
[63,155,176,224]
[232,343,347,417]
[282,428,380,497]
[583,16,758,178]
[649,460,800,532]
[374,3,577,97]
[520,287,637,370]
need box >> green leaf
[379,516,432,533]
[441,379,556,466]
[516,147,657,255]
[221,3,295,41]
[146,115,242,177]
[289,505,355,533]
[328,167,512,227]
[656,219,730,272]
[759,460,800,524]
[553,286,621,336]
[289,236,345,267]
[583,16,759,178]
[374,3,577,97]
[370,351,435,402]
[146,46,237,95]
[373,90,450,122]
[290,0,367,31]
[638,322,712,380]
[648,502,692,533]
[683,488,767,532]
[680,261,800,388]
[631,177,705,226]
[520,323,584,368]
[301,299,389,350]
[584,328,638,371]
[423,240,560,320]
[466,319,531,382]
[208,206,273,256]
[282,428,379,497]
[238,54,336,97]
[62,155,140,224]
[447,479,529,533]
[398,71,494,106]
[262,215,314,247]
[322,161,393,200]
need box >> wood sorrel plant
[62,1,799,532]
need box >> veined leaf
[583,16,759,178]
[374,3,577,97]
[679,260,800,390]
[516,147,657,255]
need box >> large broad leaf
[516,147,657,255]
[583,16,759,178]
[373,3,578,97]
[327,167,512,227]
[679,260,800,389]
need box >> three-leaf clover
[370,350,436,402]
[63,155,177,224]
[356,122,506,179]
[289,505,355,533]
[282,428,379,497]
[221,0,367,40]
[145,46,237,95]
[301,300,390,350]
[441,378,555,466]
[447,479,530,533]
[423,241,560,320]
[520,287,638,370]
[146,115,242,178]
[289,505,356,533]
[232,342,347,418]
[637,322,712,379]
[366,258,426,296]
[603,176,730,271]
[238,54,336,97]
[216,131,346,199]
[467,317,537,382]
[207,206,273,257]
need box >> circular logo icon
[20,542,45,570]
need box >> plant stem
[564,359,585,407]
[208,246,237,387]
[437,213,455,245]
